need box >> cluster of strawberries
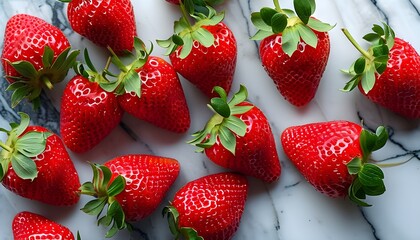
[1,0,419,239]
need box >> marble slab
[1,0,420,239]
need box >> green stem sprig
[163,206,204,240]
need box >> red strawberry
[110,40,190,133]
[1,14,79,108]
[281,120,389,206]
[80,154,180,237]
[13,211,74,240]
[0,113,80,206]
[163,172,248,240]
[158,4,237,98]
[62,0,136,54]
[342,23,420,118]
[188,85,281,183]
[60,50,123,153]
[251,0,333,106]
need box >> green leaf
[105,222,119,238]
[212,86,227,101]
[373,126,388,151]
[11,153,37,180]
[372,24,384,35]
[363,33,380,42]
[219,125,236,155]
[107,176,126,197]
[282,26,300,56]
[271,13,288,34]
[307,18,334,32]
[99,165,113,192]
[15,112,30,137]
[180,227,204,240]
[79,182,95,195]
[359,128,378,156]
[109,201,126,229]
[296,24,318,48]
[15,131,47,157]
[360,66,376,93]
[192,28,214,48]
[81,197,107,216]
[251,12,272,31]
[84,48,97,72]
[163,206,180,236]
[260,7,278,26]
[123,69,141,98]
[294,0,315,24]
[347,157,362,175]
[223,116,247,137]
[228,84,248,107]
[172,34,184,46]
[42,46,54,68]
[230,105,253,115]
[10,61,38,79]
[179,34,193,59]
[354,57,366,74]
[341,75,360,92]
[250,30,274,41]
[210,98,230,118]
[156,38,173,48]
[98,215,113,227]
[372,44,389,58]
[358,163,384,187]
[348,177,371,207]
[362,182,386,196]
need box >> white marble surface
[1,0,420,239]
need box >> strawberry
[281,120,389,206]
[251,0,333,107]
[108,39,190,133]
[342,23,420,118]
[61,0,137,55]
[163,172,248,240]
[188,85,281,183]
[0,113,80,206]
[1,14,79,108]
[13,211,75,240]
[60,50,123,153]
[158,3,237,98]
[80,154,180,237]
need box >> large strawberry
[60,50,123,153]
[0,113,80,206]
[1,14,79,108]
[107,39,190,133]
[163,172,248,240]
[61,0,136,55]
[251,0,333,107]
[281,120,389,206]
[158,3,237,98]
[13,211,75,240]
[341,23,420,118]
[188,85,281,183]
[80,154,180,237]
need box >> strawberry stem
[273,0,281,12]
[342,28,372,60]
[0,142,13,153]
[179,2,194,31]
[41,76,54,90]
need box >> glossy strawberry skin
[281,121,362,198]
[66,0,136,54]
[1,14,70,82]
[105,154,180,221]
[13,211,74,240]
[169,22,237,98]
[2,126,81,206]
[205,102,281,183]
[359,38,420,118]
[60,76,123,153]
[117,56,191,133]
[172,173,248,240]
[259,29,330,107]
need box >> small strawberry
[0,113,80,206]
[251,0,334,106]
[1,14,79,108]
[281,120,389,206]
[341,23,420,118]
[163,172,248,240]
[60,50,123,153]
[13,211,75,240]
[108,38,191,133]
[80,154,180,237]
[158,2,237,98]
[60,0,137,55]
[188,85,281,183]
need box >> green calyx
[341,23,395,94]
[346,125,389,207]
[187,85,253,155]
[100,37,151,98]
[6,46,79,109]
[79,163,129,238]
[157,0,224,59]
[250,0,334,56]
[0,112,50,181]
[162,205,204,240]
